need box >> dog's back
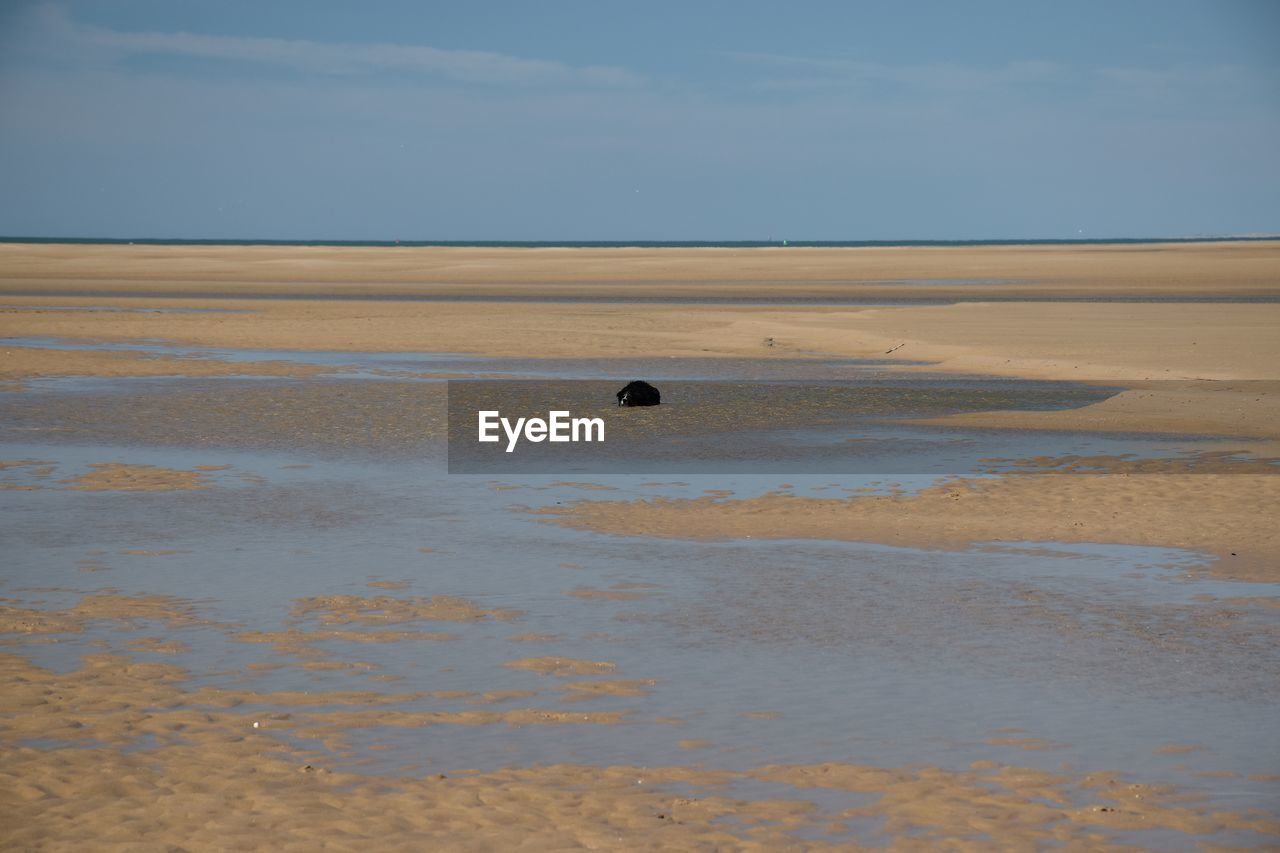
[617,380,660,407]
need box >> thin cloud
[728,51,1064,95]
[728,49,1273,110]
[29,2,642,88]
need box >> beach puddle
[3,351,1277,847]
[4,335,918,382]
[5,448,1276,764]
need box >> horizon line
[2,235,1279,249]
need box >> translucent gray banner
[441,378,1223,475]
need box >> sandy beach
[4,243,1279,379]
[2,241,1278,848]
[3,240,1278,296]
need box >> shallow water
[5,450,1278,792]
[4,335,914,381]
[3,350,1278,846]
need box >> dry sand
[0,345,335,383]
[918,381,1280,440]
[534,461,1280,582]
[504,656,619,677]
[1,459,225,492]
[2,240,1277,296]
[2,243,1278,377]
[59,462,213,491]
[3,297,1277,380]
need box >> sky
[0,1,1277,240]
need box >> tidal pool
[2,351,1277,848]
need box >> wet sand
[534,462,1280,582]
[2,241,1279,848]
[2,579,1278,848]
[0,345,335,383]
[917,381,1280,440]
[4,654,1276,850]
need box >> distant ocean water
[1,236,1276,248]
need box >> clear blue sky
[1,1,1277,240]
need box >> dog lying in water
[616,380,661,407]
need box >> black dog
[616,380,660,407]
